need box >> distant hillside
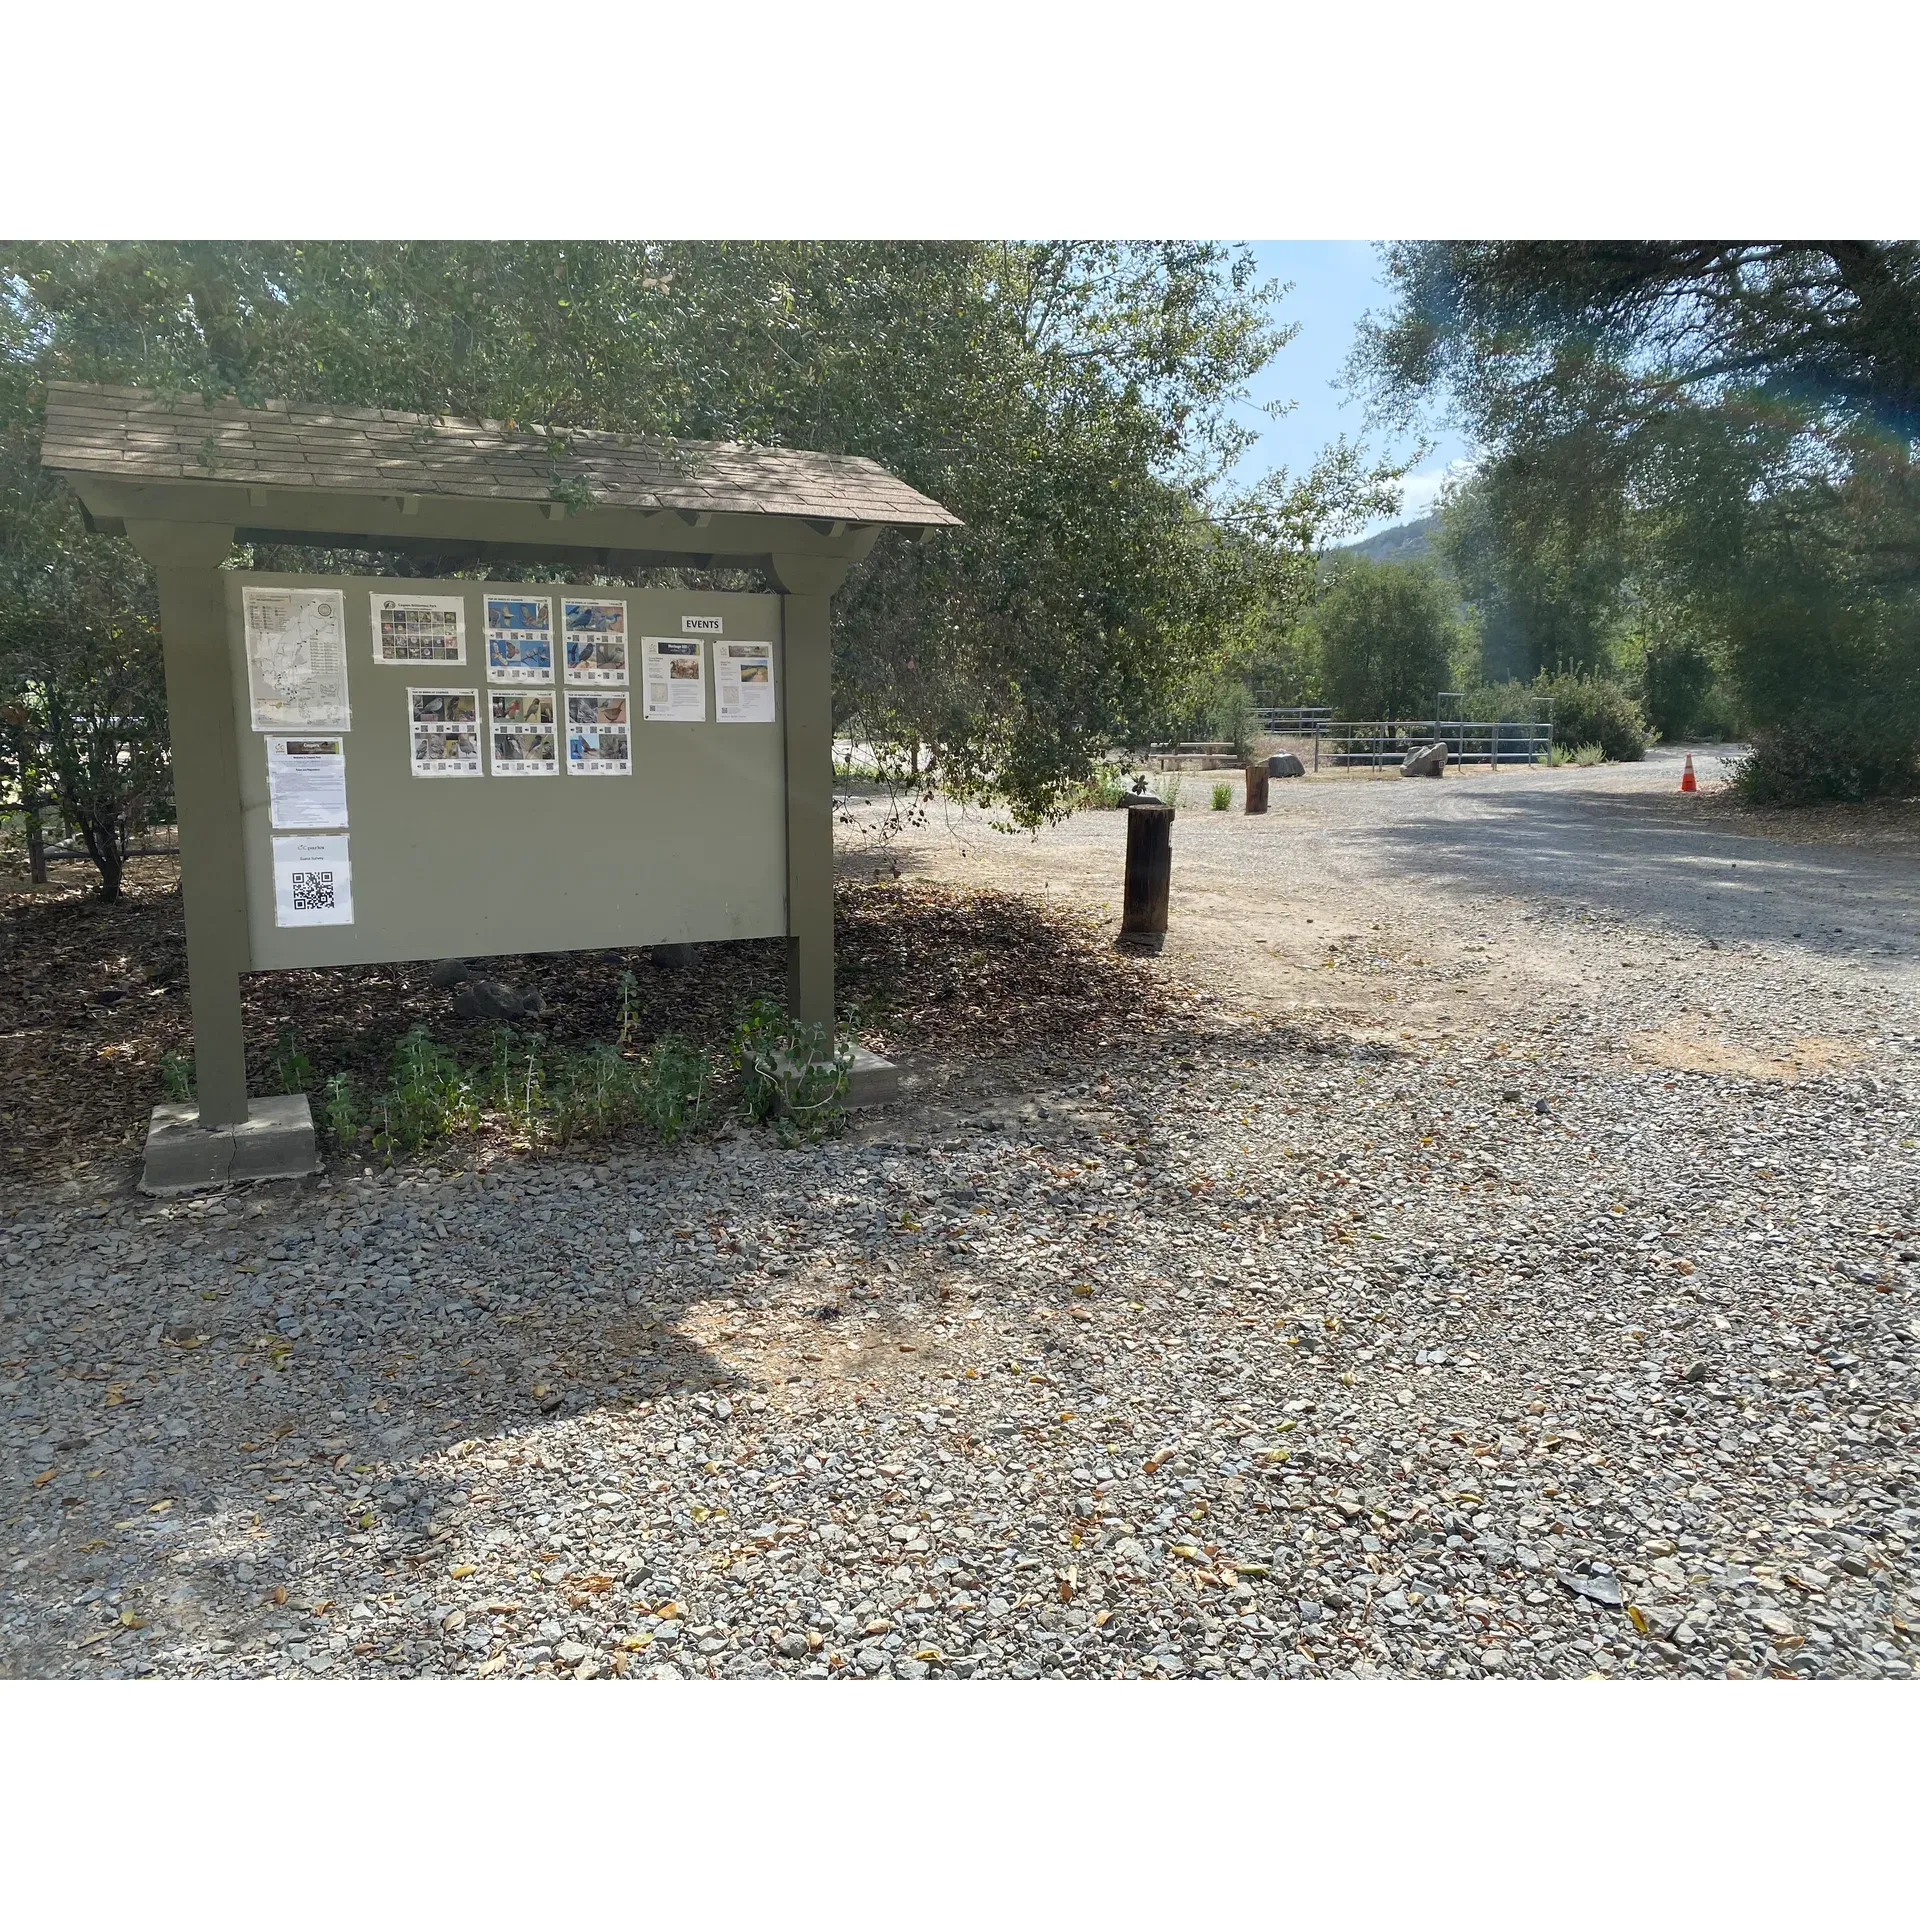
[1337,512,1439,564]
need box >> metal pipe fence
[1308,718,1554,770]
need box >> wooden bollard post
[1118,802,1173,952]
[1244,763,1270,814]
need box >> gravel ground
[4,753,1916,1680]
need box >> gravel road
[4,752,1915,1679]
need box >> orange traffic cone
[1680,753,1698,793]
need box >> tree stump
[1118,802,1172,952]
[1244,764,1270,814]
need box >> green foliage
[320,1072,360,1147]
[1730,723,1920,806]
[158,1053,195,1102]
[1150,770,1182,809]
[368,1025,475,1159]
[269,1025,314,1096]
[1537,672,1648,761]
[1550,741,1605,767]
[1309,558,1459,718]
[1460,670,1648,760]
[1437,469,1631,681]
[731,998,851,1145]
[1205,678,1261,761]
[1210,781,1233,810]
[1077,763,1129,810]
[1,241,1411,827]
[1356,241,1920,806]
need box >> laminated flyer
[489,691,558,775]
[485,594,554,683]
[641,636,706,721]
[566,692,631,774]
[272,833,354,927]
[243,586,350,732]
[265,735,349,829]
[408,687,482,776]
[373,592,466,665]
[713,638,776,723]
[563,598,628,683]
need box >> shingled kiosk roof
[41,381,962,529]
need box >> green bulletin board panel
[226,574,787,970]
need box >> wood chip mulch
[1,855,1219,1182]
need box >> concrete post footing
[140,1094,322,1195]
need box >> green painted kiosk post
[40,383,959,1193]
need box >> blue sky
[1225,242,1473,537]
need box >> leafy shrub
[1078,763,1128,810]
[1729,723,1920,806]
[270,1025,314,1095]
[369,1025,475,1158]
[1150,770,1182,808]
[732,997,851,1144]
[1206,678,1261,760]
[320,1072,360,1147]
[1210,781,1233,810]
[1535,672,1648,761]
[158,1052,195,1102]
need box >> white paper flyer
[408,687,482,776]
[489,691,559,775]
[272,833,354,927]
[265,735,349,828]
[713,638,776,723]
[243,586,350,732]
[563,598,629,683]
[566,692,631,774]
[642,636,706,721]
[373,592,466,665]
[485,594,554,684]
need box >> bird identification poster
[563,598,628,683]
[489,692,559,775]
[408,688,482,776]
[373,592,466,665]
[485,595,554,684]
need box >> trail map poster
[243,587,350,731]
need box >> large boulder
[1266,751,1306,778]
[1401,741,1448,778]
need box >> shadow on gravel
[7,1005,1393,1676]
[1359,787,1920,958]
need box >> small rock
[1557,1570,1624,1607]
[553,1639,587,1667]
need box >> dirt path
[840,747,1920,1081]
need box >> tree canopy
[1357,242,1920,799]
[1309,558,1458,720]
[3,243,1400,850]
